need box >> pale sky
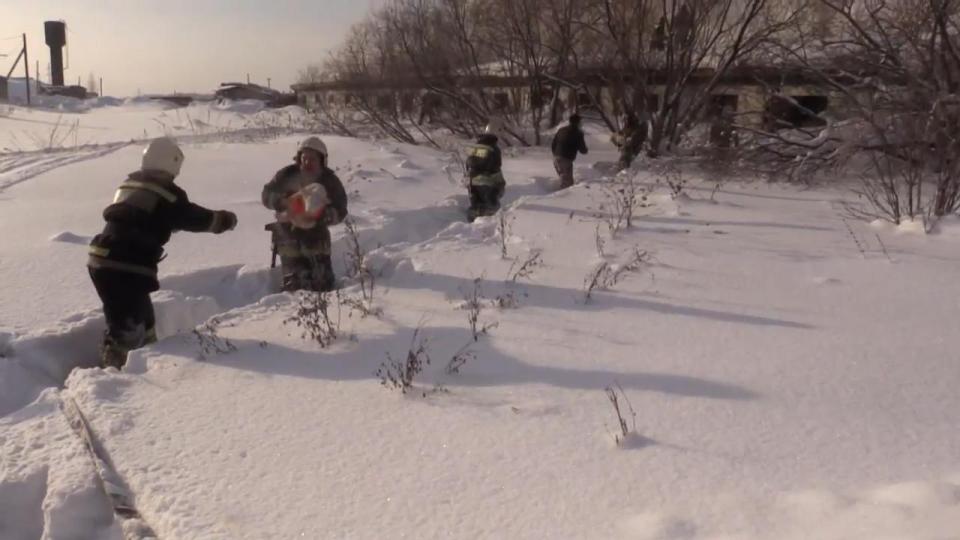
[1,0,382,97]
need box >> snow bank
[213,99,265,114]
[0,390,121,540]
[4,78,39,103]
[931,214,960,237]
[3,78,122,112]
[616,476,960,539]
[0,264,278,417]
[0,311,105,417]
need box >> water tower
[44,21,66,86]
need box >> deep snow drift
[2,99,959,539]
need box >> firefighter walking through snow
[465,121,506,221]
[88,137,238,369]
[262,136,348,292]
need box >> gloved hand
[211,210,238,234]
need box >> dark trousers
[468,185,503,221]
[280,253,335,292]
[618,138,644,171]
[270,222,336,292]
[553,157,575,188]
[88,267,157,368]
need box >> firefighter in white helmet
[88,137,238,369]
[261,136,348,292]
[464,119,507,221]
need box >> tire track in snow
[0,143,132,194]
[0,125,314,195]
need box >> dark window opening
[400,93,415,113]
[634,92,659,114]
[708,94,738,117]
[765,95,828,129]
[491,92,510,111]
[531,85,552,109]
[421,92,443,109]
[375,94,394,111]
[576,91,593,108]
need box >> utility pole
[246,73,250,84]
[99,77,103,97]
[23,34,30,105]
[35,60,39,85]
[267,77,271,89]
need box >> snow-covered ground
[2,98,959,540]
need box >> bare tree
[761,0,960,223]
[482,0,554,144]
[384,0,493,138]
[297,64,326,84]
[317,0,807,160]
[587,0,803,156]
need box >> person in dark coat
[550,113,588,188]
[613,113,647,171]
[465,122,507,221]
[88,137,238,369]
[261,136,348,293]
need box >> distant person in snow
[88,137,238,369]
[550,113,588,189]
[612,112,646,172]
[465,119,507,221]
[262,136,348,293]
[710,105,737,149]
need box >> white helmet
[298,136,328,160]
[141,137,184,178]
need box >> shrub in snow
[593,223,608,259]
[507,248,543,284]
[461,277,499,341]
[445,342,476,375]
[583,246,651,302]
[444,276,518,377]
[9,114,83,152]
[661,167,686,201]
[596,170,651,236]
[496,211,515,259]
[285,291,341,348]
[193,317,238,360]
[341,217,382,317]
[376,327,431,395]
[605,382,637,447]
